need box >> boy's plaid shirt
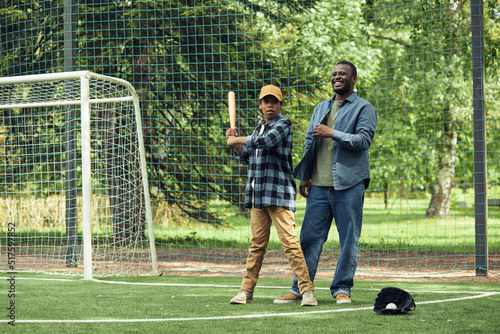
[236,114,297,212]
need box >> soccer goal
[0,71,158,279]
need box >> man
[275,61,377,304]
[226,85,317,306]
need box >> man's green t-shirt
[310,101,342,186]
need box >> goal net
[0,71,158,279]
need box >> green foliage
[365,0,475,194]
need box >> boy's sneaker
[300,290,318,306]
[230,289,254,304]
[335,293,351,304]
[274,292,302,304]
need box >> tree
[0,0,319,228]
[364,0,498,216]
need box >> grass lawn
[2,273,500,333]
[155,196,500,253]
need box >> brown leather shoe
[336,293,351,304]
[274,292,302,304]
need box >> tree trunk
[426,110,457,217]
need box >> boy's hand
[226,128,238,138]
[227,136,237,147]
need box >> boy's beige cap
[259,85,282,101]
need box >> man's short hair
[336,61,357,78]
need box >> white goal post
[0,71,158,279]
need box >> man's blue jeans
[289,182,365,298]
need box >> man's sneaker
[335,293,351,304]
[300,290,318,306]
[274,292,302,304]
[230,289,254,304]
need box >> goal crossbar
[0,97,135,110]
[0,70,127,85]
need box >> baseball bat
[228,91,236,129]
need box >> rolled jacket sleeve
[331,95,376,151]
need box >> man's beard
[334,83,351,95]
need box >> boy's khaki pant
[241,205,314,295]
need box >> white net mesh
[0,72,156,277]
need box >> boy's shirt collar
[258,112,283,127]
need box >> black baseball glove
[373,287,416,315]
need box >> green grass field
[2,273,500,333]
[157,195,500,253]
[4,192,500,254]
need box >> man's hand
[312,124,334,138]
[299,180,311,198]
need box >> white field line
[9,277,78,282]
[93,279,500,295]
[2,277,498,323]
[6,293,498,323]
[10,277,496,294]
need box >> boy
[226,85,317,307]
